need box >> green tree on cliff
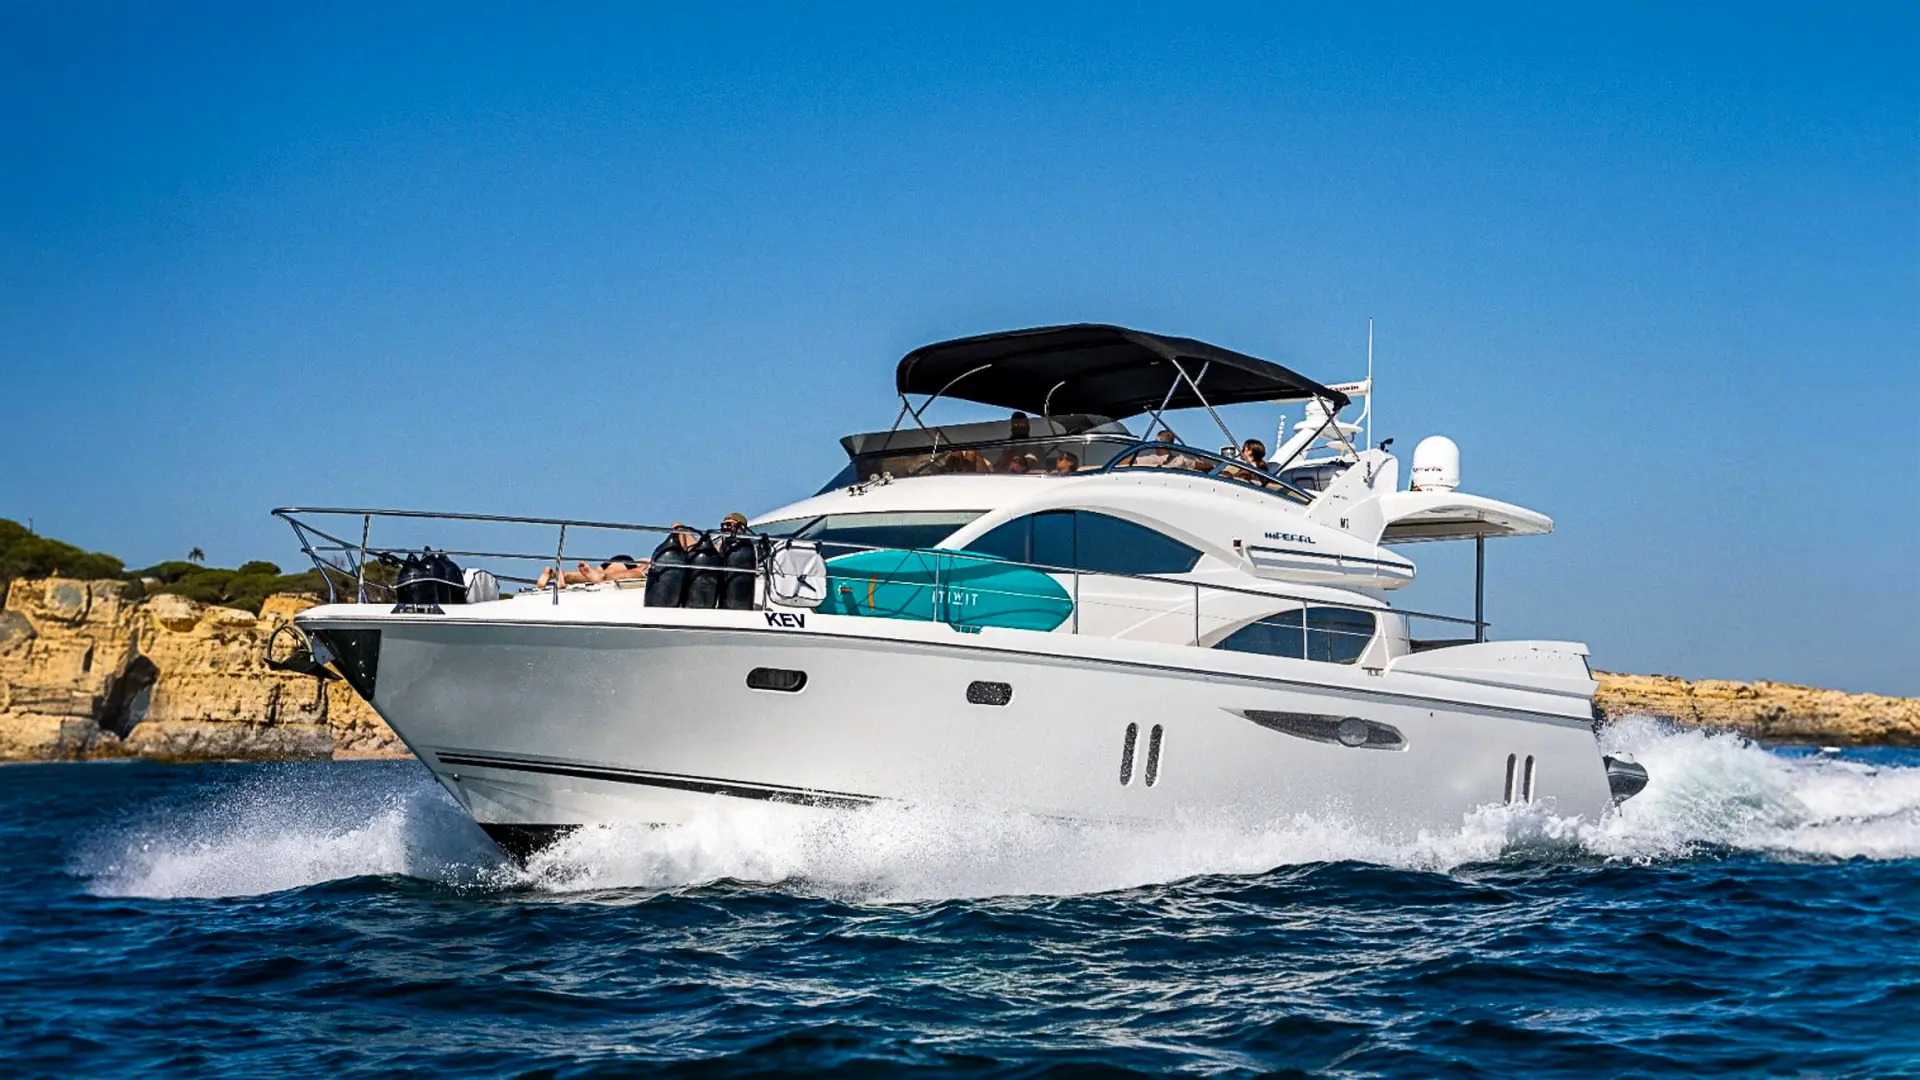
[0,518,350,615]
[188,547,205,564]
[0,519,126,595]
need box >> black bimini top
[895,323,1347,419]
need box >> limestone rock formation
[0,577,403,762]
[1595,671,1920,746]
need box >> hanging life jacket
[682,533,725,609]
[645,536,691,607]
[719,534,759,610]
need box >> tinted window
[1216,607,1375,664]
[758,512,982,559]
[1031,511,1076,569]
[1306,607,1376,663]
[1073,511,1200,575]
[966,518,1029,563]
[962,511,1199,576]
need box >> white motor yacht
[280,324,1648,860]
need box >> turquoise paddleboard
[822,549,1073,632]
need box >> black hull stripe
[434,751,880,810]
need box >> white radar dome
[1411,436,1461,492]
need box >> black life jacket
[645,536,691,607]
[430,550,465,604]
[718,534,758,610]
[395,552,427,607]
[682,533,725,609]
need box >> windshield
[826,433,1145,488]
[755,511,985,557]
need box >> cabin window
[756,511,983,558]
[963,511,1200,576]
[1215,607,1376,664]
[1031,510,1076,569]
[1074,512,1200,575]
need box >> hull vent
[966,681,1013,706]
[1240,710,1405,751]
[746,667,808,693]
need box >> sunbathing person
[533,553,648,590]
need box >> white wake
[77,718,1920,900]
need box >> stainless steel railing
[272,506,1486,645]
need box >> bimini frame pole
[1474,534,1486,642]
[1166,358,1237,449]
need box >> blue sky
[3,4,1915,693]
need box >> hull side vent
[966,681,1013,706]
[1119,723,1139,784]
[1239,710,1406,751]
[746,667,808,693]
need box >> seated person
[1134,428,1180,466]
[993,412,1034,471]
[714,512,758,609]
[1221,438,1275,484]
[1003,452,1040,474]
[938,447,991,473]
[1050,450,1081,474]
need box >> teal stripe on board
[822,550,1073,632]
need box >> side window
[1073,512,1201,576]
[1216,607,1374,664]
[966,518,1029,563]
[965,510,1199,576]
[1031,511,1075,570]
[1307,607,1375,664]
[1216,609,1305,659]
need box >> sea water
[2,718,1916,1077]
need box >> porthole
[1503,754,1518,803]
[966,681,1013,706]
[1523,755,1537,803]
[746,667,807,693]
[1119,723,1139,785]
[1144,724,1165,787]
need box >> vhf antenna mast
[1366,317,1374,451]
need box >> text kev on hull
[279,324,1649,860]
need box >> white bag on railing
[464,568,500,604]
[767,540,827,609]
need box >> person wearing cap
[714,512,759,610]
[993,411,1034,472]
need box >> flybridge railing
[271,507,1487,649]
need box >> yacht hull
[302,603,1615,857]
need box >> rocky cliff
[1594,671,1920,747]
[0,577,403,762]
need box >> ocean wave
[75,720,1920,901]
